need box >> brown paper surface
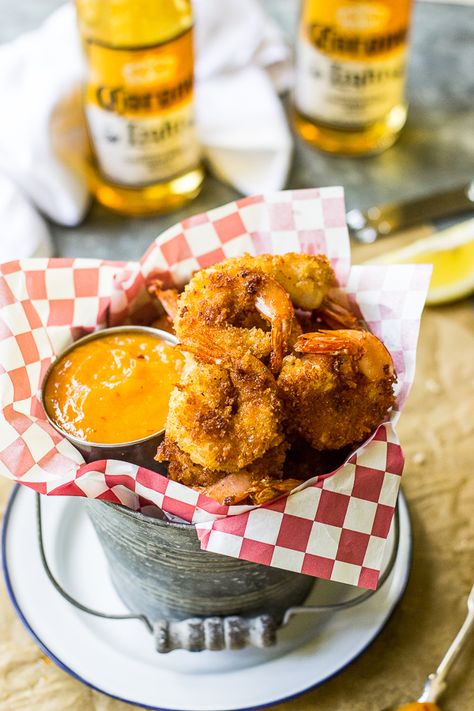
[1,231,473,710]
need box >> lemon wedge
[364,218,474,305]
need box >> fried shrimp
[278,329,396,450]
[220,253,337,311]
[174,262,300,374]
[157,438,291,505]
[199,471,302,506]
[149,253,395,505]
[163,342,285,473]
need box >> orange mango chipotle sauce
[44,332,183,444]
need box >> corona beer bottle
[75,0,204,215]
[293,0,413,156]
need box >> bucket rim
[90,499,194,530]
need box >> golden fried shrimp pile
[149,253,396,506]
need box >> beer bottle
[293,0,413,156]
[75,0,204,215]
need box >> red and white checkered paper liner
[0,187,431,590]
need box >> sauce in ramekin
[44,331,183,444]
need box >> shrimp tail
[199,472,254,506]
[179,335,228,366]
[255,279,294,375]
[294,330,362,356]
[148,279,180,321]
[317,296,365,330]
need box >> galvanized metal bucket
[35,492,400,653]
[85,499,315,651]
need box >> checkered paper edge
[195,421,404,590]
[0,189,430,589]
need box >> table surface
[1,1,474,710]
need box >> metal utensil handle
[347,180,474,243]
[418,582,474,703]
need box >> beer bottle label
[84,28,200,187]
[295,1,412,128]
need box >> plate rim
[1,484,412,711]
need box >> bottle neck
[75,0,193,48]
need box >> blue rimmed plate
[2,485,411,711]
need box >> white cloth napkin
[0,175,53,262]
[0,0,293,261]
[194,0,293,196]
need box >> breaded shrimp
[174,263,301,374]
[219,253,337,310]
[199,471,302,506]
[164,341,285,473]
[278,329,396,450]
[157,438,291,505]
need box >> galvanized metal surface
[85,498,315,627]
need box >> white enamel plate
[2,486,411,711]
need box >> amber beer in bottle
[293,0,413,156]
[75,0,204,215]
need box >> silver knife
[347,180,474,243]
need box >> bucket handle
[35,492,399,652]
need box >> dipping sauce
[44,332,183,444]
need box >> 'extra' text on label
[294,37,407,128]
[86,103,200,186]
